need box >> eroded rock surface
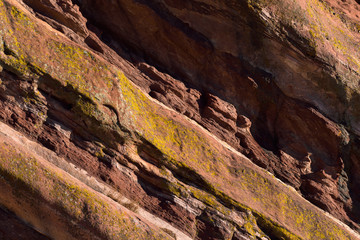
[0,0,360,239]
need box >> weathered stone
[0,0,359,239]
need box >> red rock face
[66,0,360,230]
[1,0,360,239]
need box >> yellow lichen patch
[116,74,224,178]
[233,166,353,239]
[253,211,301,240]
[189,186,220,209]
[50,42,96,100]
[305,0,360,72]
[0,142,172,240]
[243,222,257,236]
[10,5,34,29]
[95,148,105,158]
[73,98,97,117]
[250,0,360,78]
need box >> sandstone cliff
[1,0,360,239]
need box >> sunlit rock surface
[1,0,360,239]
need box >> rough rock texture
[1,0,360,239]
